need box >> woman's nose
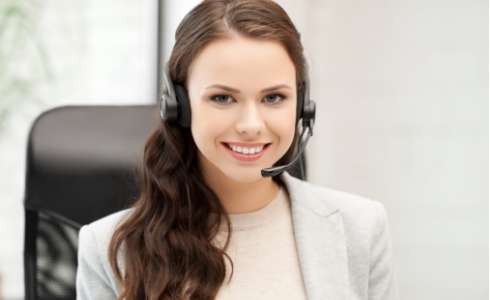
[235,102,265,136]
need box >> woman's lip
[222,142,271,147]
[221,142,271,162]
[221,142,272,149]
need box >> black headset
[159,62,316,177]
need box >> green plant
[0,0,52,133]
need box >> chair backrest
[23,104,308,299]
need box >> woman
[76,0,399,299]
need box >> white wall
[0,0,158,298]
[162,0,202,63]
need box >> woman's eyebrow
[205,84,292,93]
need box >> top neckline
[218,186,290,232]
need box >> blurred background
[0,0,487,299]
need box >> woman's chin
[222,167,268,183]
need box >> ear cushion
[174,84,191,128]
[297,82,305,122]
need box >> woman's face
[186,34,297,184]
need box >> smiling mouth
[221,142,272,152]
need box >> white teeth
[229,144,264,155]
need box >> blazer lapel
[280,171,350,300]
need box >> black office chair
[23,104,308,300]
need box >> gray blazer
[76,171,400,299]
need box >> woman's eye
[263,93,286,104]
[209,95,235,104]
[209,93,286,105]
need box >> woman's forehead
[187,36,296,91]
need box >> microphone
[261,124,313,178]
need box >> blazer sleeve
[368,201,400,300]
[76,224,117,300]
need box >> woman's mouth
[221,142,272,162]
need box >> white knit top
[213,186,308,300]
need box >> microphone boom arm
[261,124,313,177]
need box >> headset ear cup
[174,84,191,128]
[160,62,180,123]
[160,89,178,122]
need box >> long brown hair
[108,0,307,299]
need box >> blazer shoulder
[298,178,381,213]
[306,181,399,299]
[86,208,134,237]
[299,180,388,236]
[77,208,134,296]
[82,207,135,264]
